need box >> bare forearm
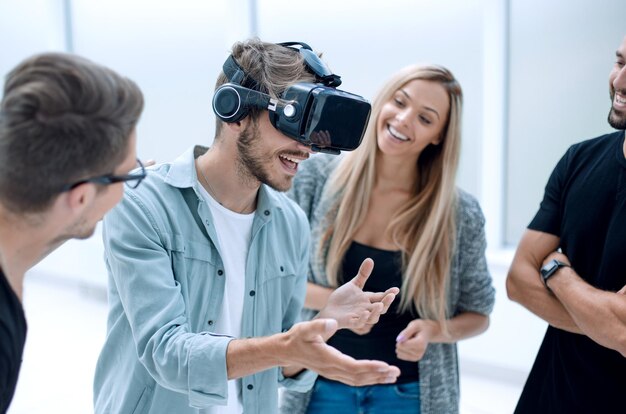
[507,261,582,334]
[549,269,626,356]
[428,312,490,343]
[226,334,286,379]
[305,282,334,310]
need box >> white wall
[0,0,66,77]
[505,0,626,243]
[70,0,252,163]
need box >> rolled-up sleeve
[103,191,233,408]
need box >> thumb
[396,320,420,344]
[350,258,374,290]
[306,318,339,342]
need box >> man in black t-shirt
[0,53,144,412]
[507,35,626,413]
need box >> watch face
[541,260,559,277]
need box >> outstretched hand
[282,319,400,386]
[317,258,399,331]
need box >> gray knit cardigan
[280,154,495,414]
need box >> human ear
[65,183,97,213]
[224,116,250,134]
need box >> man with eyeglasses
[94,38,400,414]
[0,52,144,412]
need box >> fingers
[396,337,427,362]
[349,324,374,335]
[366,288,399,308]
[396,320,420,343]
[363,302,384,325]
[349,258,374,290]
[316,348,400,386]
[380,292,397,314]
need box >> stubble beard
[608,107,626,130]
[236,121,292,192]
[609,88,626,130]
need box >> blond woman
[282,64,495,414]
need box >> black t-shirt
[515,130,626,413]
[326,241,419,383]
[0,268,27,413]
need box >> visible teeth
[279,155,301,163]
[388,125,409,141]
[616,94,626,104]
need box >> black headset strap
[277,41,313,50]
[277,41,342,87]
[222,55,261,91]
[222,41,342,90]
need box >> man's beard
[236,120,307,192]
[608,89,626,130]
[608,107,626,130]
[236,120,279,190]
[52,219,97,244]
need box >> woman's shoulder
[455,188,485,228]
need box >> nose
[396,107,412,125]
[614,65,626,89]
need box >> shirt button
[247,384,254,390]
[249,290,256,297]
[264,210,270,216]
[217,269,224,276]
[205,219,210,225]
[280,266,284,272]
[207,320,214,325]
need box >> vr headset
[212,42,371,155]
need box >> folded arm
[506,229,582,333]
[545,251,626,356]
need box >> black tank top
[326,241,419,383]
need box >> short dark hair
[0,52,144,213]
[214,38,317,137]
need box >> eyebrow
[400,89,441,120]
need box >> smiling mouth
[388,125,409,141]
[278,153,307,172]
[615,92,626,106]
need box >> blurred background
[1,0,624,412]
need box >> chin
[609,109,626,130]
[265,176,293,193]
[71,224,97,241]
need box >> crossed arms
[506,229,626,356]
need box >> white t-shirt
[198,184,254,414]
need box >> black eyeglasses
[60,158,147,192]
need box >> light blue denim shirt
[94,146,316,414]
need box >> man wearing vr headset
[94,38,400,414]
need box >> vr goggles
[212,42,371,155]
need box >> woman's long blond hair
[320,64,463,325]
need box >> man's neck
[0,209,50,301]
[197,145,259,214]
